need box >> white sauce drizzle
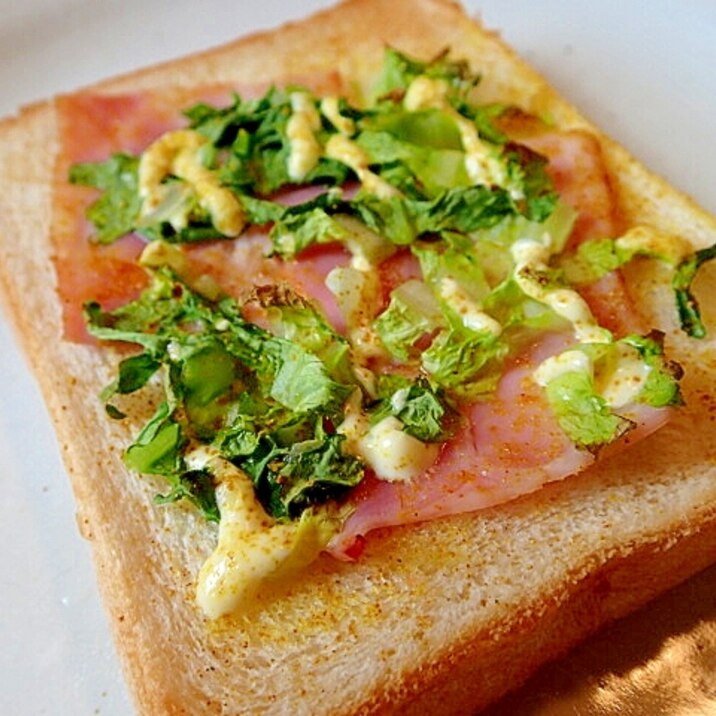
[320,96,356,136]
[338,394,438,482]
[597,343,652,409]
[286,92,322,181]
[438,277,502,335]
[325,134,400,199]
[138,129,245,237]
[511,234,612,345]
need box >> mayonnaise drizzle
[325,134,400,199]
[511,234,612,345]
[286,92,323,181]
[138,129,245,237]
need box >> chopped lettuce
[544,370,632,452]
[421,328,507,401]
[267,182,549,258]
[364,108,463,152]
[186,86,352,195]
[673,244,716,338]
[269,190,349,257]
[86,268,362,521]
[374,280,443,361]
[559,238,626,285]
[253,285,354,384]
[356,127,469,195]
[243,424,363,520]
[71,46,558,258]
[370,47,480,103]
[620,332,683,407]
[371,377,451,442]
[73,46,698,537]
[123,400,183,477]
[69,153,142,244]
[541,334,683,452]
[153,468,220,522]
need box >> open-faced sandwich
[1,1,715,713]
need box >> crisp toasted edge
[1,1,715,714]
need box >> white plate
[1,2,715,713]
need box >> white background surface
[1,1,715,714]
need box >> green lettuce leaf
[373,280,443,361]
[254,285,353,384]
[364,108,463,151]
[355,128,469,196]
[102,352,162,400]
[69,153,142,244]
[503,143,557,222]
[188,86,353,195]
[247,428,363,520]
[123,400,184,477]
[153,468,220,523]
[85,268,359,521]
[269,191,349,257]
[620,332,683,407]
[269,342,351,414]
[370,47,480,102]
[673,244,716,339]
[560,235,716,339]
[544,370,631,451]
[421,328,507,401]
[559,238,626,285]
[371,377,450,442]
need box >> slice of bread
[1,1,715,713]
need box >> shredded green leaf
[86,268,361,521]
[561,235,716,339]
[673,244,716,338]
[371,378,451,442]
[543,370,632,452]
[69,153,142,244]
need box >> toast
[1,1,716,714]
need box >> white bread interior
[0,0,715,713]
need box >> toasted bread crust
[1,1,715,714]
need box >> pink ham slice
[328,334,670,558]
[51,76,346,342]
[53,88,235,341]
[327,128,671,558]
[521,128,640,337]
[52,89,673,560]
